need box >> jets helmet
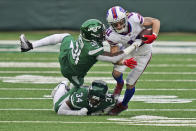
[80,19,105,43]
[88,80,108,107]
[106,6,128,33]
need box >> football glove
[143,33,157,44]
[123,57,137,69]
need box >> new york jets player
[106,6,160,115]
[20,19,138,88]
[52,80,116,115]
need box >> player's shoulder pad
[128,12,144,24]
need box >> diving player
[20,19,139,88]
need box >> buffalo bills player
[106,6,160,115]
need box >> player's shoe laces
[108,102,128,115]
[51,81,70,98]
[113,81,124,99]
[20,34,33,52]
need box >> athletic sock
[32,34,69,48]
[122,87,135,106]
[113,73,124,84]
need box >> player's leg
[52,81,70,106]
[66,75,84,88]
[112,65,127,99]
[20,33,70,52]
[109,53,152,115]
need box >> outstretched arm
[57,101,88,116]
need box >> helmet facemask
[110,18,128,33]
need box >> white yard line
[0,75,195,84]
[0,108,196,111]
[1,40,196,54]
[0,120,195,127]
[126,109,196,111]
[1,70,196,75]
[0,88,196,91]
[1,62,196,67]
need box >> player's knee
[126,84,135,89]
[112,70,122,78]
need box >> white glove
[79,108,88,115]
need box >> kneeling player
[52,80,116,115]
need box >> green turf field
[0,32,196,130]
[0,52,196,131]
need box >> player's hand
[123,57,137,69]
[79,108,88,115]
[143,33,157,44]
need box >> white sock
[32,33,70,48]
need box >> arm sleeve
[129,12,144,25]
[96,43,138,63]
[96,53,125,63]
[32,33,70,48]
[57,102,87,116]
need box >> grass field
[0,32,196,131]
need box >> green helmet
[80,19,105,43]
[88,80,108,107]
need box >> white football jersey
[106,12,144,47]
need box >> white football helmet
[106,6,128,33]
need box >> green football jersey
[54,86,116,114]
[70,87,116,114]
[59,35,104,87]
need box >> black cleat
[20,34,33,52]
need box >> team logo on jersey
[88,26,101,32]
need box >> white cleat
[20,34,33,52]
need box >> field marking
[0,75,196,84]
[0,114,196,127]
[0,95,195,104]
[1,62,196,68]
[1,40,196,54]
[0,108,196,112]
[108,115,196,127]
[1,70,196,75]
[1,58,196,62]
[0,120,195,127]
[1,88,196,91]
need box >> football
[139,28,152,41]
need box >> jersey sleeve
[128,12,144,25]
[105,28,132,45]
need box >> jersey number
[70,40,81,64]
[76,92,83,103]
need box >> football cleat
[20,34,33,52]
[108,102,128,115]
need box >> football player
[52,80,116,115]
[20,19,139,88]
[106,6,160,115]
